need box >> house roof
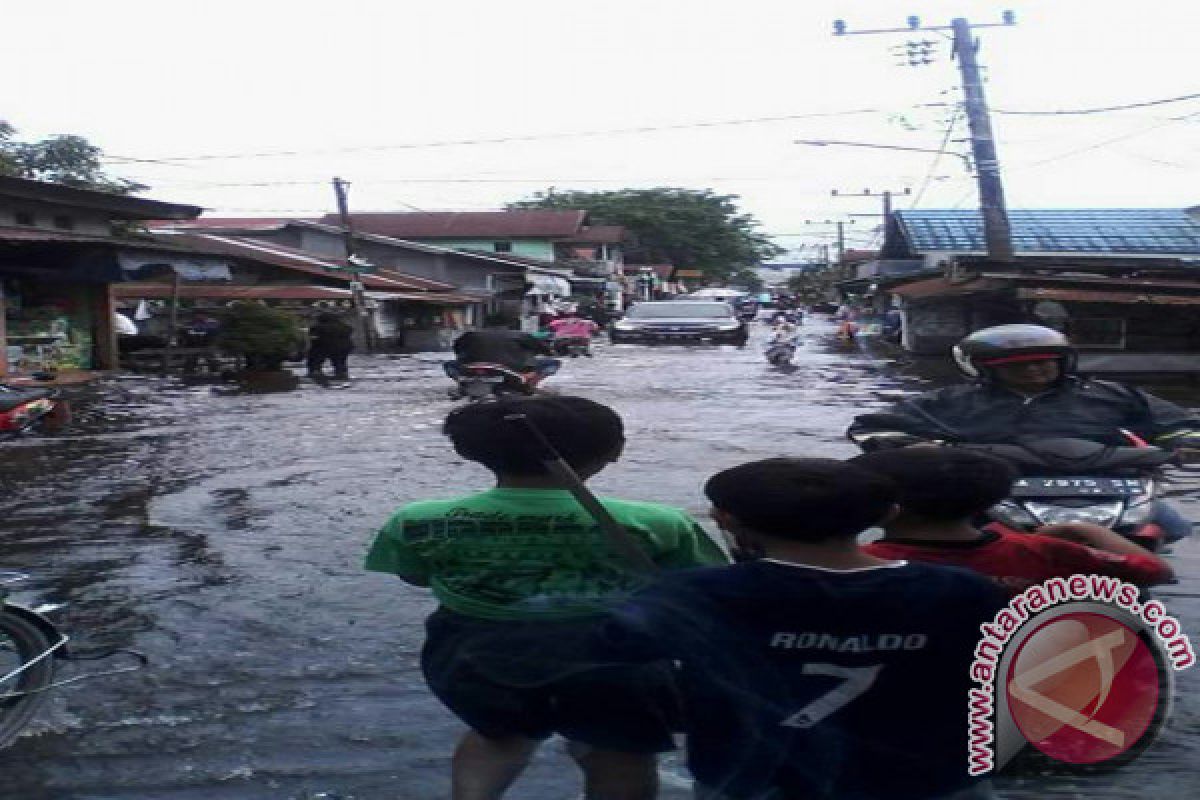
[0,175,202,220]
[155,216,303,230]
[111,283,480,305]
[895,209,1200,256]
[315,210,588,239]
[563,225,624,244]
[148,231,456,292]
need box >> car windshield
[627,303,732,319]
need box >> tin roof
[895,209,1200,256]
[0,175,202,220]
[148,232,455,292]
[111,283,479,304]
[315,210,588,239]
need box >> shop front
[1,272,114,380]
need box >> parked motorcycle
[443,361,560,402]
[552,337,593,358]
[850,414,1188,551]
[0,385,69,439]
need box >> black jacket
[309,318,354,351]
[452,330,549,371]
[848,378,1200,448]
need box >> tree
[0,121,146,194]
[216,302,304,372]
[509,188,782,284]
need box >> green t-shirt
[365,488,728,621]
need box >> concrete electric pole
[331,177,374,352]
[832,13,1016,260]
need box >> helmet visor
[976,352,1063,367]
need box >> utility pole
[832,13,1016,260]
[331,177,373,352]
[951,17,1013,259]
[831,188,910,251]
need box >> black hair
[443,395,624,476]
[704,458,896,541]
[849,448,1018,521]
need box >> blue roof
[894,209,1200,256]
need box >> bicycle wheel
[0,608,55,748]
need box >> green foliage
[0,121,146,194]
[510,188,782,283]
[215,302,304,371]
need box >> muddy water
[2,316,1198,799]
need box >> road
[2,316,1198,799]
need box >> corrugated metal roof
[1016,287,1200,306]
[111,283,478,304]
[896,209,1200,256]
[316,210,587,238]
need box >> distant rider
[547,314,600,357]
[449,329,560,389]
[848,324,1200,540]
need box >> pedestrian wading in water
[307,312,354,380]
[365,395,727,800]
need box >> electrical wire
[1020,111,1200,169]
[908,107,964,208]
[102,108,888,165]
[992,91,1200,116]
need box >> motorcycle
[443,361,560,402]
[0,385,69,439]
[1,571,146,748]
[849,414,1187,551]
[764,340,797,367]
[552,337,593,358]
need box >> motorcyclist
[446,329,561,390]
[547,313,600,357]
[848,324,1200,540]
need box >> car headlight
[987,500,1040,530]
[613,320,636,330]
[715,322,741,331]
[1025,501,1124,528]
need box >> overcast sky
[3,0,1197,259]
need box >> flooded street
[3,315,1199,800]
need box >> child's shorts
[421,608,677,753]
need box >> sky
[3,0,1197,260]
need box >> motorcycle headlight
[987,500,1040,531]
[1025,501,1124,529]
[1118,479,1156,526]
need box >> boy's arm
[365,514,433,587]
[1035,524,1174,585]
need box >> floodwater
[2,316,1198,799]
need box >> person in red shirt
[850,447,1174,595]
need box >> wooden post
[0,280,7,378]
[163,271,182,375]
[93,283,119,371]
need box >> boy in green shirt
[366,395,727,800]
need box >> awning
[1016,287,1200,306]
[526,275,571,295]
[117,250,233,281]
[888,277,1004,300]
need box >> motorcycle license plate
[1010,477,1148,498]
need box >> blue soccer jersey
[601,559,1006,799]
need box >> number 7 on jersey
[781,664,883,729]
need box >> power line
[909,107,964,208]
[992,91,1200,116]
[102,108,889,165]
[1020,111,1200,169]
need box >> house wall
[0,199,111,236]
[418,238,556,261]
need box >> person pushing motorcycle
[848,324,1200,541]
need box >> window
[14,211,34,226]
[1068,317,1126,349]
[52,215,75,230]
[493,241,512,253]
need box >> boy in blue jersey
[600,458,1007,799]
